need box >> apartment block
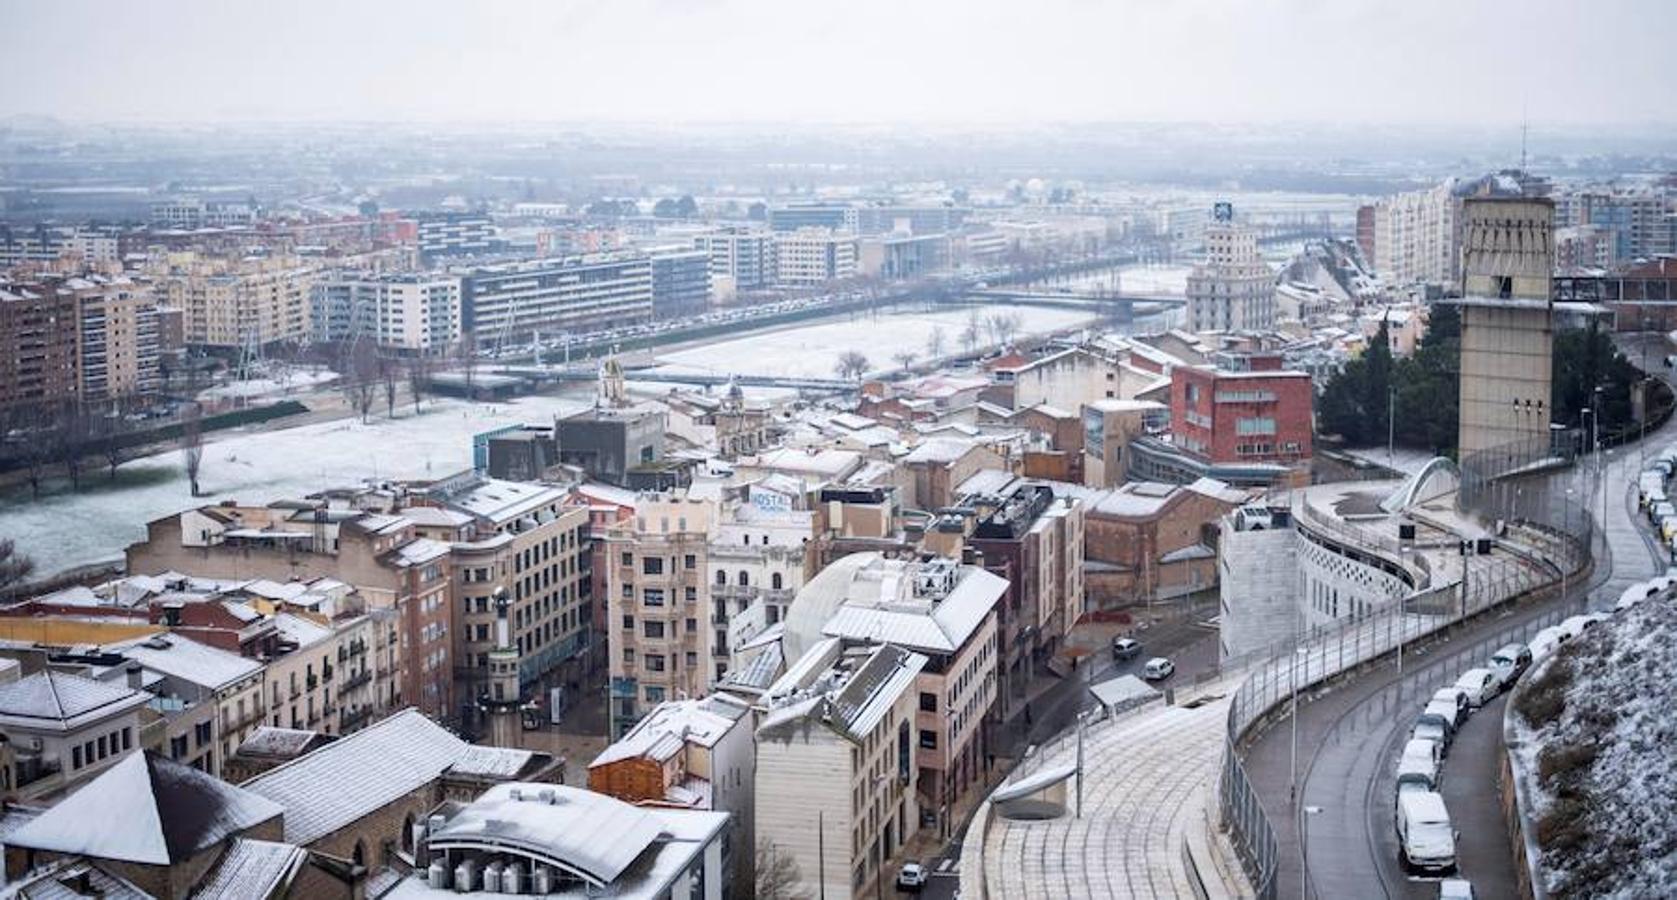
[0,669,150,802]
[152,254,316,348]
[774,228,859,286]
[0,281,81,408]
[648,246,713,319]
[0,273,161,408]
[416,213,497,260]
[692,225,774,294]
[1169,360,1314,467]
[311,272,462,353]
[459,255,653,345]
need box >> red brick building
[1170,360,1313,467]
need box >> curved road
[1246,331,1674,899]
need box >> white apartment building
[1372,181,1461,288]
[692,226,774,295]
[711,501,817,682]
[1185,206,1276,332]
[458,255,653,345]
[774,228,859,286]
[152,255,316,347]
[312,273,462,353]
[756,640,926,899]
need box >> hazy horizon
[3,0,1674,128]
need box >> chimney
[125,663,144,691]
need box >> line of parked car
[1393,554,1677,896]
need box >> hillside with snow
[1512,600,1677,899]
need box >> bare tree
[55,401,90,492]
[407,354,431,415]
[93,395,136,480]
[457,331,479,396]
[379,355,399,419]
[834,350,870,382]
[340,341,379,424]
[925,325,948,360]
[960,308,983,352]
[181,402,205,497]
[755,839,810,900]
[18,402,56,499]
[986,311,1024,347]
[0,538,34,599]
[892,350,918,373]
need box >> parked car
[1453,668,1498,708]
[1413,710,1456,754]
[1142,657,1175,681]
[1396,737,1443,794]
[896,862,928,892]
[1652,501,1676,526]
[1112,637,1143,660]
[1488,643,1533,689]
[1395,791,1457,874]
[1529,625,1568,661]
[1558,614,1603,640]
[1429,687,1471,728]
[1438,878,1476,900]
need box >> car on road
[1429,687,1471,727]
[1142,657,1175,681]
[1489,643,1533,689]
[1413,710,1456,754]
[1396,737,1443,793]
[1652,500,1676,526]
[1558,613,1604,640]
[1112,637,1143,660]
[1438,878,1476,900]
[896,862,928,892]
[1453,668,1498,708]
[1530,625,1569,661]
[1395,790,1457,875]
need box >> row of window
[70,725,134,771]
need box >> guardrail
[1217,447,1596,899]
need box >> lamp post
[1300,805,1324,900]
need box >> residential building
[1370,171,1535,288]
[310,272,462,353]
[649,246,713,320]
[392,783,729,899]
[1185,203,1276,332]
[1554,224,1619,272]
[587,693,754,890]
[555,401,669,488]
[416,213,497,260]
[960,481,1084,715]
[774,228,859,286]
[1079,477,1251,607]
[117,632,268,775]
[710,498,818,681]
[0,670,150,801]
[0,279,82,408]
[1554,189,1675,261]
[1168,359,1314,468]
[693,225,775,295]
[605,493,715,738]
[459,255,652,346]
[125,503,455,723]
[151,198,258,229]
[397,472,592,734]
[783,554,1004,838]
[151,254,316,348]
[0,273,163,408]
[755,641,926,899]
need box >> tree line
[1318,305,1648,457]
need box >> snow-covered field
[652,305,1103,381]
[197,368,340,403]
[1,395,587,577]
[1113,263,1192,296]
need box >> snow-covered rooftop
[118,634,263,691]
[0,670,150,733]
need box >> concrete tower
[483,588,523,749]
[1455,196,1557,460]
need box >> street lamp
[1300,805,1324,900]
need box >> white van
[1396,738,1443,793]
[1395,791,1457,874]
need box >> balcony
[341,706,374,730]
[341,669,372,692]
[306,674,319,691]
[322,664,334,683]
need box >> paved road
[1250,330,1676,899]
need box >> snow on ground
[0,394,588,577]
[651,305,1102,381]
[196,368,339,402]
[1512,600,1677,899]
[1112,263,1192,296]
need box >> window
[621,583,633,598]
[738,571,750,587]
[685,586,698,603]
[686,651,698,667]
[684,554,697,570]
[622,649,635,664]
[622,614,634,630]
[919,729,938,750]
[715,570,727,586]
[686,617,698,633]
[646,654,666,672]
[771,572,783,590]
[643,621,666,639]
[1235,416,1277,436]
[643,588,666,607]
[642,557,663,576]
[920,692,937,712]
[72,745,83,769]
[620,552,632,566]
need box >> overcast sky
[3,0,1671,127]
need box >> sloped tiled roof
[193,838,307,899]
[0,670,148,733]
[240,709,468,845]
[7,752,283,865]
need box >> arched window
[715,570,727,586]
[771,572,783,591]
[739,571,750,588]
[352,840,366,868]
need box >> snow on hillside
[1513,600,1677,899]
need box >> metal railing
[1217,437,1597,899]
